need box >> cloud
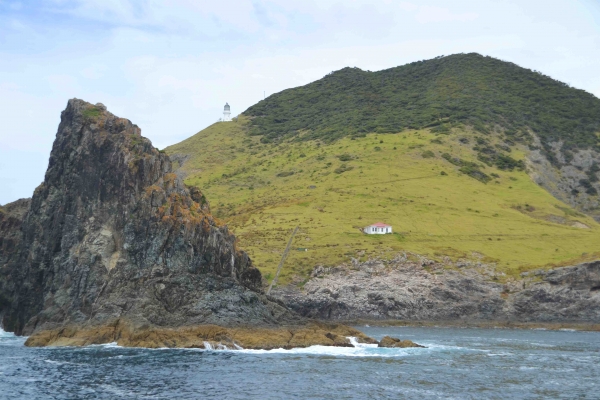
[414,6,478,23]
[0,0,599,204]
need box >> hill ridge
[244,52,600,155]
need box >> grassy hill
[246,53,600,165]
[166,116,600,286]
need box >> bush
[442,153,490,183]
[579,178,598,195]
[244,53,600,156]
[276,171,295,177]
[334,164,354,174]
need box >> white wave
[68,336,436,357]
[487,352,513,357]
[233,345,416,357]
[77,341,123,350]
[226,337,428,358]
[347,336,378,349]
[102,341,121,348]
[43,359,76,366]
[0,327,16,339]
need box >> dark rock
[0,198,31,312]
[0,99,303,336]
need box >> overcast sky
[1,0,599,204]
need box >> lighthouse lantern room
[223,103,231,122]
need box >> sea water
[1,326,599,399]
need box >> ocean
[1,326,598,399]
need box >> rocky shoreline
[23,319,379,349]
[273,254,600,324]
[0,99,378,350]
[342,319,600,332]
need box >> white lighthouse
[223,102,231,122]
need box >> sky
[0,0,599,204]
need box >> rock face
[527,136,600,221]
[0,99,302,336]
[274,256,600,323]
[0,198,31,311]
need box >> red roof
[369,222,391,227]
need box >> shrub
[276,171,295,177]
[334,164,354,174]
[82,106,102,120]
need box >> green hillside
[166,117,600,286]
[246,53,600,164]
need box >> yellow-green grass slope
[166,117,600,286]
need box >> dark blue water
[1,326,599,399]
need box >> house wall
[364,226,392,234]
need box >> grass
[82,106,103,120]
[166,117,600,286]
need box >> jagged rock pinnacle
[0,99,299,335]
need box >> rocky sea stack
[0,99,374,348]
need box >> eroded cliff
[274,255,600,323]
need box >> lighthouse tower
[223,103,231,122]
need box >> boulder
[378,336,425,348]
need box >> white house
[364,222,392,234]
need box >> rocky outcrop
[0,99,309,337]
[274,255,600,323]
[24,320,377,349]
[378,336,425,348]
[527,136,600,221]
[513,262,600,321]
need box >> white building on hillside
[364,222,392,234]
[223,103,231,121]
